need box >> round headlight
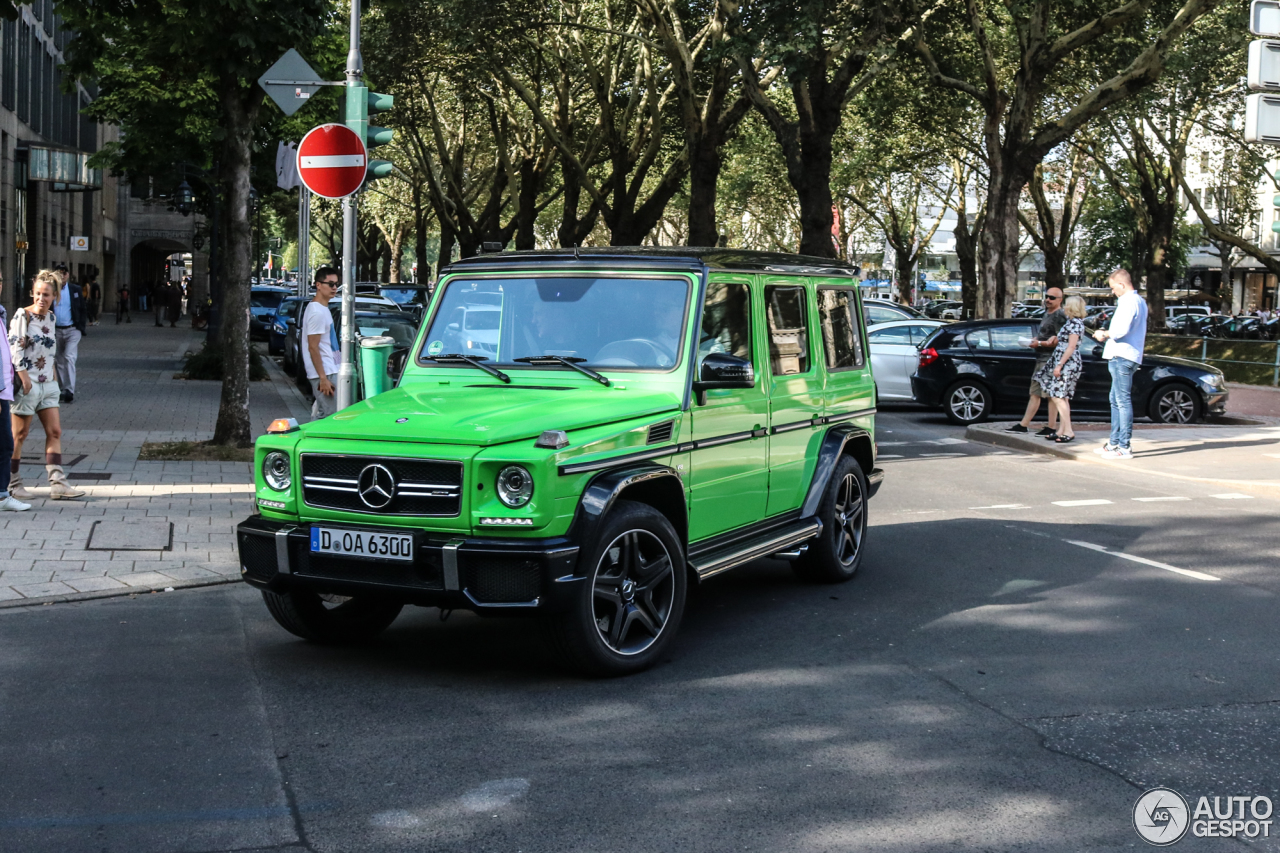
[263,451,291,492]
[496,465,533,508]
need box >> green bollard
[358,335,396,399]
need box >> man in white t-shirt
[302,266,340,419]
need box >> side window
[989,326,1031,350]
[818,288,864,371]
[700,280,751,362]
[765,286,810,376]
[864,304,900,327]
[907,325,934,344]
[868,325,912,345]
[965,329,992,350]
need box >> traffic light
[343,85,394,180]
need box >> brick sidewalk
[0,323,307,606]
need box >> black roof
[443,247,859,277]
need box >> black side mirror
[693,352,754,405]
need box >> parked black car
[376,283,432,324]
[911,319,1229,425]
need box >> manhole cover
[86,520,173,551]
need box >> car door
[867,324,915,399]
[688,276,770,541]
[762,279,824,516]
[966,325,1038,409]
[1076,336,1113,411]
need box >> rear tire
[943,380,992,425]
[794,455,868,584]
[262,588,403,643]
[544,500,687,677]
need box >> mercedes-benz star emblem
[357,464,396,509]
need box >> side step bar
[689,518,823,580]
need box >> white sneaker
[1094,443,1114,455]
[0,495,32,511]
[1100,447,1133,459]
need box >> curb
[964,425,1079,460]
[0,574,241,611]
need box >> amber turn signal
[267,418,300,434]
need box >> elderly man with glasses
[1006,286,1067,437]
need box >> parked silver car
[867,319,945,401]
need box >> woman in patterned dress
[8,270,85,500]
[1033,295,1087,444]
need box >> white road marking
[878,441,909,446]
[460,778,530,812]
[927,438,969,445]
[920,452,966,457]
[878,454,904,458]
[1210,493,1254,500]
[1051,499,1113,507]
[1132,496,1191,502]
[1264,453,1280,459]
[1064,540,1220,581]
[970,504,1029,509]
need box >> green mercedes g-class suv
[237,248,883,675]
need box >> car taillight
[918,347,939,368]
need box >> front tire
[943,379,992,425]
[262,588,403,643]
[1148,383,1202,424]
[545,500,687,676]
[794,455,868,583]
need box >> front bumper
[236,517,580,612]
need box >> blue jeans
[0,400,11,497]
[1108,357,1138,449]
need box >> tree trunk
[515,158,539,250]
[687,140,723,247]
[892,244,916,305]
[953,210,980,320]
[211,83,259,447]
[795,125,836,257]
[389,225,404,283]
[1042,246,1066,292]
[1217,250,1233,312]
[412,184,431,280]
[1145,203,1176,330]
[978,164,1026,319]
[438,225,456,270]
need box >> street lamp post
[172,166,222,337]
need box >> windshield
[380,287,427,305]
[419,276,691,370]
[251,291,286,310]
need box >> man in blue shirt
[1092,268,1148,459]
[53,265,87,404]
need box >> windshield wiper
[514,355,611,387]
[423,353,511,384]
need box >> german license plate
[310,527,413,561]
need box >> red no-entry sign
[296,123,367,198]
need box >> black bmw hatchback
[910,319,1229,425]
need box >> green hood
[303,382,681,446]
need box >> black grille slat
[647,420,674,445]
[462,554,541,602]
[301,454,463,516]
[238,533,278,583]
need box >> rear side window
[965,329,991,349]
[817,288,864,371]
[765,286,810,376]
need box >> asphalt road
[2,404,1277,852]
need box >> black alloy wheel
[545,500,687,676]
[943,380,992,425]
[262,588,403,643]
[794,455,868,583]
[1149,384,1202,425]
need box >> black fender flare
[569,463,688,568]
[801,425,882,518]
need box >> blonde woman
[1032,295,1087,444]
[8,270,85,499]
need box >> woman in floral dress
[1033,295,1087,444]
[8,270,84,500]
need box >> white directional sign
[1253,0,1280,36]
[1245,93,1280,144]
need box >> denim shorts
[12,380,60,416]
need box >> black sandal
[1054,434,1076,444]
